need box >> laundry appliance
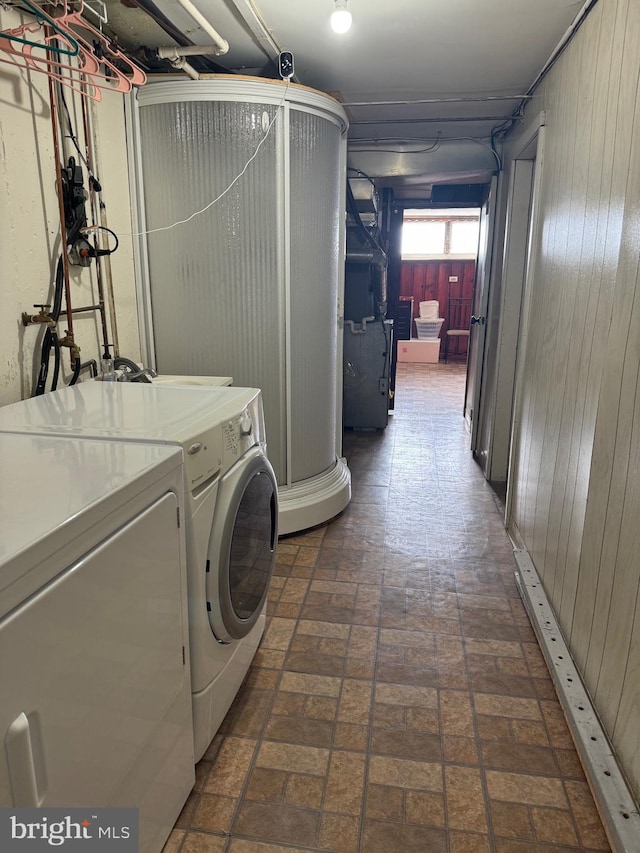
[150,374,233,387]
[0,432,193,853]
[0,382,278,761]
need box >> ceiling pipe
[175,0,229,54]
[489,0,598,139]
[526,0,598,96]
[352,115,511,126]
[343,95,533,107]
[162,53,201,79]
[225,0,282,62]
[158,45,221,58]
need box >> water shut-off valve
[22,304,56,329]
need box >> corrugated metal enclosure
[130,78,351,534]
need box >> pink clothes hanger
[61,4,146,89]
[0,0,146,99]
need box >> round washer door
[206,449,278,642]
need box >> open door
[469,120,545,492]
[464,176,498,450]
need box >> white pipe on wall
[526,0,598,95]
[163,55,201,80]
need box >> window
[403,220,445,255]
[401,208,480,260]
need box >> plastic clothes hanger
[0,35,102,101]
[61,4,146,88]
[0,0,145,98]
[0,0,79,56]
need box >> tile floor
[165,362,611,853]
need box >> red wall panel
[400,260,476,357]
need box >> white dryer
[0,382,278,761]
[0,433,193,853]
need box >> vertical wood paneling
[573,0,640,690]
[506,0,640,799]
[568,0,632,668]
[512,54,566,552]
[399,259,475,354]
[545,15,597,614]
[554,0,616,641]
[586,61,640,728]
[531,33,583,582]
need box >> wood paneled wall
[399,260,475,355]
[506,0,640,800]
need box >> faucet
[119,367,158,382]
[112,357,158,382]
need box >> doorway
[468,123,546,512]
[396,207,480,364]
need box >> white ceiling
[108,0,588,195]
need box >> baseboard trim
[513,548,640,852]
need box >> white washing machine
[151,374,233,387]
[0,432,194,853]
[0,382,278,761]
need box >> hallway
[166,363,611,853]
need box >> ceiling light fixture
[331,0,352,34]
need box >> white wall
[0,5,140,406]
[504,0,640,799]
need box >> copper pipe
[71,304,101,314]
[47,72,75,356]
[87,97,120,357]
[79,94,112,356]
[97,200,120,357]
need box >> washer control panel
[184,393,265,492]
[222,407,257,467]
[183,427,223,492]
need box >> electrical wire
[51,330,61,389]
[347,166,377,189]
[33,159,102,395]
[486,2,599,168]
[454,136,502,171]
[59,88,95,178]
[127,83,290,238]
[349,132,502,170]
[350,135,442,155]
[67,356,82,386]
[78,224,119,256]
[34,257,64,395]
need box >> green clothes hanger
[1,0,79,56]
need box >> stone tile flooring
[165,362,611,853]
